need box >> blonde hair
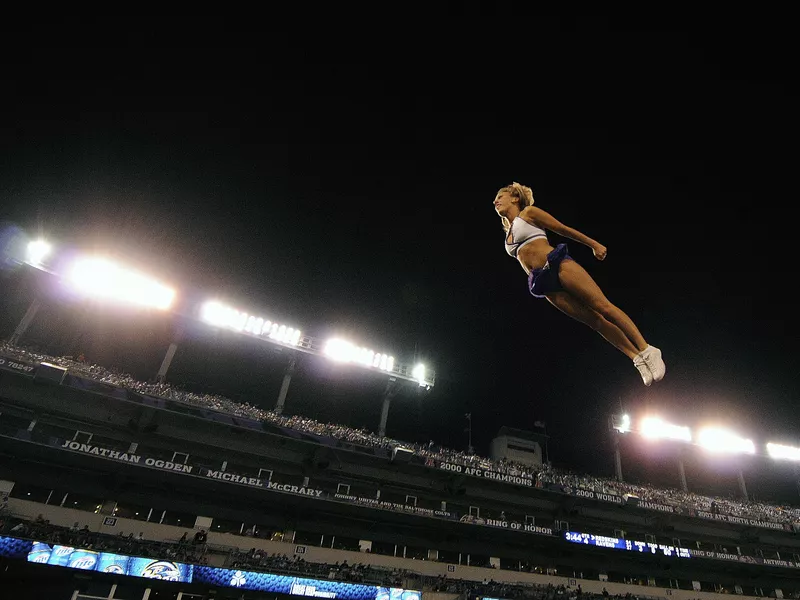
[498,182,535,233]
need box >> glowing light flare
[613,414,631,434]
[65,256,175,310]
[26,239,51,268]
[324,338,354,362]
[200,301,301,345]
[766,442,800,461]
[697,427,755,455]
[639,416,692,443]
[412,363,427,386]
[323,338,394,371]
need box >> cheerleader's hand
[593,243,607,261]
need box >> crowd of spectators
[536,464,800,527]
[0,516,646,597]
[427,576,659,600]
[227,550,405,586]
[0,513,409,588]
[3,342,800,530]
[0,513,208,565]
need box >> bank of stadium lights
[64,256,175,310]
[200,300,302,346]
[321,339,433,388]
[766,443,800,461]
[323,338,394,373]
[614,414,691,442]
[639,416,692,443]
[200,300,424,386]
[9,230,437,387]
[696,427,755,455]
[614,415,751,452]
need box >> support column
[274,356,296,415]
[156,342,179,383]
[156,325,184,383]
[614,434,624,483]
[8,297,41,346]
[738,468,748,500]
[378,377,399,437]
[795,464,800,502]
[677,456,688,492]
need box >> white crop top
[505,216,548,257]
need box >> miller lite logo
[69,554,97,569]
[141,560,182,581]
[28,552,50,563]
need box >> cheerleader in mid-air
[494,182,665,386]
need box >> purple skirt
[528,243,572,298]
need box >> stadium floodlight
[766,442,800,461]
[65,256,175,310]
[200,300,302,345]
[612,413,631,434]
[26,239,51,268]
[412,363,428,387]
[697,427,755,455]
[639,416,692,443]
[323,338,395,373]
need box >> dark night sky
[1,18,799,501]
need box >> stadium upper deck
[2,346,800,565]
[2,342,799,534]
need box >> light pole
[466,413,474,455]
[6,239,52,346]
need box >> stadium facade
[3,352,800,600]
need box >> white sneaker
[633,355,653,386]
[640,345,666,382]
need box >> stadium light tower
[195,299,435,420]
[609,414,629,482]
[698,426,755,500]
[6,238,53,345]
[766,442,800,502]
[611,413,695,488]
[8,249,175,347]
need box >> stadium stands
[2,342,799,529]
[4,342,800,599]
